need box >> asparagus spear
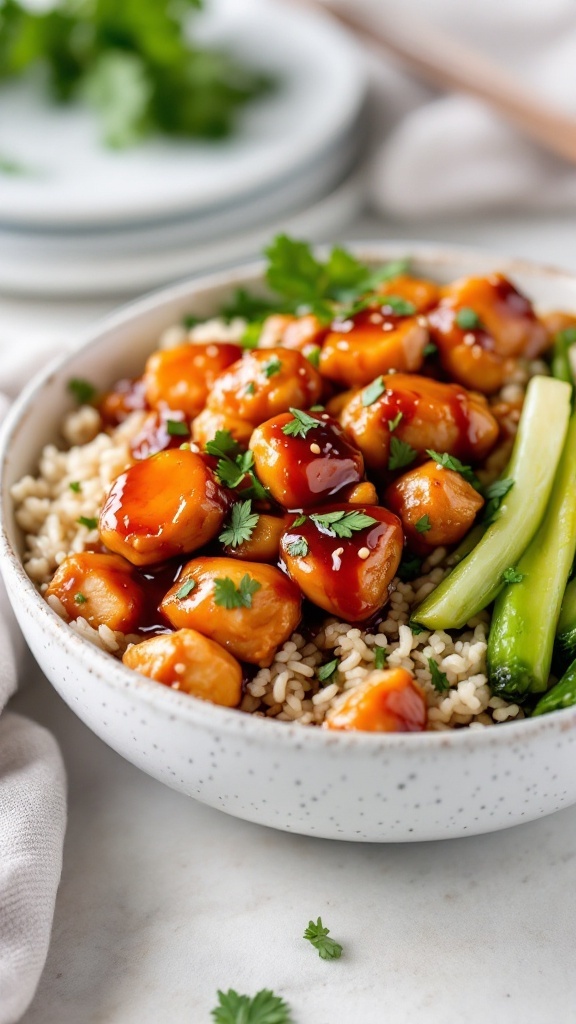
[556,576,576,661]
[488,412,576,699]
[413,376,572,630]
[533,657,576,716]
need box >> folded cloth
[338,0,576,219]
[0,363,67,1023]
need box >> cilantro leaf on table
[211,987,292,1024]
[213,574,262,610]
[303,917,343,960]
[309,509,378,539]
[0,0,273,149]
[425,449,480,489]
[388,437,417,471]
[219,500,260,549]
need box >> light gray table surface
[5,212,576,1024]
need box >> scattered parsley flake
[427,657,450,692]
[206,431,267,500]
[415,515,431,534]
[388,411,403,432]
[425,449,480,489]
[397,555,422,582]
[240,323,262,350]
[263,356,282,378]
[388,437,417,471]
[303,917,343,960]
[68,378,96,404]
[307,346,321,368]
[245,382,256,395]
[309,404,324,412]
[409,620,426,636]
[380,295,417,317]
[291,515,307,528]
[211,987,292,1024]
[456,307,482,331]
[362,375,386,407]
[318,658,339,683]
[423,342,438,357]
[374,646,387,669]
[482,478,514,524]
[74,592,87,604]
[182,314,201,329]
[281,408,318,439]
[69,481,81,493]
[286,537,309,557]
[175,579,196,600]
[166,419,189,437]
[213,574,262,610]
[501,567,525,584]
[310,509,378,539]
[77,516,98,530]
[219,500,260,549]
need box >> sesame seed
[174,663,185,674]
[309,442,321,454]
[358,546,370,560]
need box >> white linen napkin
[338,0,576,219]
[0,368,67,1024]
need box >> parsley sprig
[309,509,378,539]
[427,657,450,693]
[388,437,417,471]
[211,988,292,1024]
[426,449,480,489]
[415,514,431,534]
[285,537,309,557]
[281,409,319,439]
[205,431,267,500]
[303,917,343,960]
[213,574,262,609]
[219,500,260,549]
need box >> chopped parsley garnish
[303,917,343,960]
[69,481,81,493]
[456,307,482,331]
[373,646,387,669]
[397,554,422,582]
[388,436,417,471]
[291,515,307,528]
[213,574,262,610]
[380,295,416,317]
[481,478,514,524]
[309,509,378,539]
[425,449,480,489]
[166,419,189,437]
[415,514,431,534]
[309,404,324,412]
[182,314,201,329]
[205,430,267,500]
[423,342,438,357]
[281,408,318,439]
[427,657,450,692]
[388,411,403,432]
[501,567,525,584]
[219,500,260,549]
[74,592,87,604]
[68,378,96,404]
[362,375,386,407]
[240,323,262,350]
[175,579,196,600]
[286,537,309,557]
[409,620,426,636]
[211,988,292,1024]
[245,382,256,395]
[220,287,278,323]
[317,658,339,683]
[263,356,282,378]
[307,346,321,368]
[77,516,98,530]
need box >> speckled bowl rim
[3,241,576,751]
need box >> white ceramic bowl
[2,244,576,843]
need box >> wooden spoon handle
[318,0,576,165]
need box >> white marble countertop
[5,211,576,1023]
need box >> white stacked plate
[0,0,367,297]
